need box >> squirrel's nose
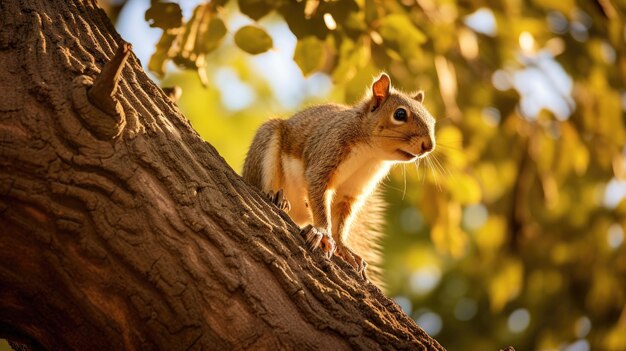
[420,138,434,153]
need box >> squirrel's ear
[414,90,424,103]
[371,73,390,111]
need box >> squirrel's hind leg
[335,244,368,279]
[265,190,335,259]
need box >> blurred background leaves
[78,0,626,350]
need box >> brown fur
[242,74,436,288]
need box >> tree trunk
[0,1,445,350]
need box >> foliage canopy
[104,0,626,350]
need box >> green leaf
[178,4,208,58]
[148,30,177,77]
[343,11,367,40]
[294,37,325,76]
[172,55,201,70]
[145,1,183,30]
[197,16,227,54]
[234,26,273,55]
[370,43,391,70]
[378,14,426,59]
[319,0,359,24]
[172,4,224,72]
[364,0,379,25]
[332,38,368,82]
[278,2,328,39]
[238,0,275,21]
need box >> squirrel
[242,73,436,285]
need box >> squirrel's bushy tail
[346,189,387,290]
[242,119,282,190]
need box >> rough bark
[0,1,445,350]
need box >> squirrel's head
[366,73,436,163]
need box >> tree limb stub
[88,42,131,115]
[0,0,445,350]
[68,42,131,140]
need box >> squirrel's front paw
[335,244,368,279]
[265,189,291,212]
[300,224,335,259]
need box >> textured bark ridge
[0,1,445,350]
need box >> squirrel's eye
[393,108,407,122]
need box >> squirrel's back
[242,103,352,190]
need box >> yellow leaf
[431,203,468,258]
[488,258,523,312]
[435,125,465,169]
[294,36,325,76]
[474,215,506,253]
[234,25,273,55]
[446,173,481,204]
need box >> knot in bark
[71,74,126,140]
